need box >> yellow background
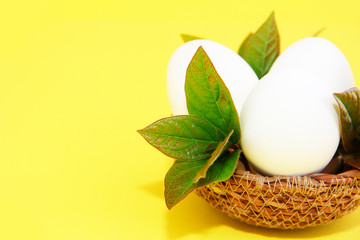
[0,0,360,239]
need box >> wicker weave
[195,153,360,229]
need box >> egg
[240,65,340,176]
[270,37,355,93]
[167,39,258,116]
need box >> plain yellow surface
[1,0,360,239]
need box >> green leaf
[194,129,233,183]
[334,87,360,154]
[138,115,224,161]
[239,11,280,78]
[180,34,202,43]
[185,46,240,145]
[165,149,241,209]
[238,32,253,56]
[313,27,326,37]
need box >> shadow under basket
[195,153,360,229]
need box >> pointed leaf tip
[185,46,240,145]
[181,34,203,43]
[138,115,225,160]
[238,11,280,79]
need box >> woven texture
[196,161,360,229]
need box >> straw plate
[195,152,360,229]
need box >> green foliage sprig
[139,47,241,209]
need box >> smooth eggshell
[167,39,258,116]
[270,37,355,93]
[240,65,340,176]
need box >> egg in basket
[138,12,360,229]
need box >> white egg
[167,39,258,116]
[270,37,355,93]
[240,65,340,176]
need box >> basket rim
[234,151,360,187]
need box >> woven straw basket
[195,152,360,229]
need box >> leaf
[334,87,360,153]
[238,32,253,56]
[193,129,233,183]
[138,115,225,160]
[342,153,360,171]
[239,11,280,78]
[165,149,241,209]
[313,27,326,37]
[180,34,202,43]
[185,46,240,145]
